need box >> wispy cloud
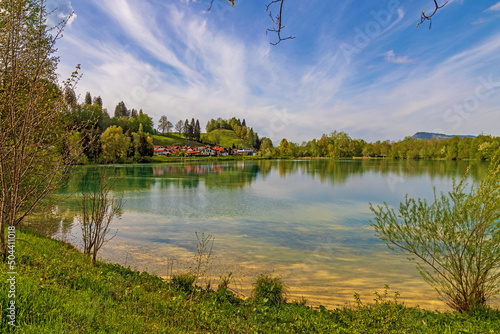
[487,2,500,11]
[383,50,413,64]
[56,1,500,143]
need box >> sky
[48,0,500,143]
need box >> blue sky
[48,0,500,143]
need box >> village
[153,145,255,157]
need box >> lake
[25,159,492,310]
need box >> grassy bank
[2,228,500,333]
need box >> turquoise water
[27,159,490,309]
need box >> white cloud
[383,50,413,64]
[46,0,76,26]
[488,2,500,11]
[55,1,500,143]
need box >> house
[185,146,213,156]
[212,146,229,156]
[166,146,182,155]
[198,146,213,156]
[236,148,254,156]
[154,145,170,156]
[185,148,200,156]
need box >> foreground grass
[1,229,500,333]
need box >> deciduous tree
[158,115,169,134]
[0,0,85,258]
[78,166,122,266]
[175,120,184,135]
[101,125,130,162]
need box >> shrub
[217,272,232,292]
[171,272,196,293]
[370,159,500,312]
[252,274,288,307]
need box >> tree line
[259,131,500,161]
[205,117,261,148]
[61,90,155,163]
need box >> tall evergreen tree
[131,108,138,117]
[194,119,201,141]
[64,87,77,106]
[190,118,195,140]
[114,101,129,118]
[93,96,103,108]
[85,92,92,105]
[183,119,190,138]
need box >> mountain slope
[411,132,476,140]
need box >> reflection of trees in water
[267,159,484,186]
[60,160,486,195]
[204,163,260,189]
[22,205,76,239]
[28,160,486,241]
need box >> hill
[152,130,255,149]
[411,132,476,140]
[151,133,202,147]
[201,129,254,148]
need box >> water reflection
[58,159,483,194]
[24,159,490,310]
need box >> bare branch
[417,0,449,29]
[266,0,295,45]
[208,0,215,11]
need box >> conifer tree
[85,92,92,105]
[114,101,129,117]
[195,119,201,141]
[93,96,103,108]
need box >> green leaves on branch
[370,158,500,312]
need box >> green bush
[371,159,500,312]
[252,274,288,307]
[171,272,196,294]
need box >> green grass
[2,228,500,333]
[201,129,253,148]
[152,129,254,149]
[151,133,201,147]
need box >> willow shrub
[370,159,500,312]
[252,274,288,307]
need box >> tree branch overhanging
[207,0,294,45]
[417,0,448,29]
[265,0,294,45]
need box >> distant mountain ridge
[411,132,476,140]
